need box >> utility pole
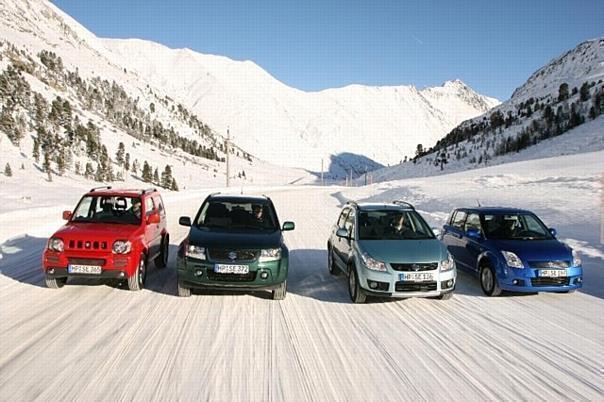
[225,128,230,188]
[321,158,324,186]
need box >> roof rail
[89,186,112,192]
[346,200,358,208]
[142,188,157,194]
[392,200,415,210]
[208,192,221,197]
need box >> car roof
[457,207,533,214]
[84,188,155,197]
[209,194,270,204]
[354,202,415,212]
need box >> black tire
[45,275,66,289]
[177,279,191,297]
[348,264,366,304]
[479,264,501,297]
[327,244,339,276]
[155,235,169,269]
[128,254,147,291]
[437,291,453,300]
[272,280,287,300]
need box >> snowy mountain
[365,37,604,183]
[104,38,499,172]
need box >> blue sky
[52,0,604,100]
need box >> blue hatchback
[441,207,582,296]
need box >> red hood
[53,222,142,241]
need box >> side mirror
[466,228,482,240]
[431,227,442,238]
[336,228,349,239]
[549,228,557,237]
[282,221,295,231]
[179,216,192,227]
[62,210,72,221]
[147,212,161,225]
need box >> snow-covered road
[1,152,604,400]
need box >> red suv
[43,187,169,290]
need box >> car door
[442,210,468,268]
[333,207,350,268]
[339,207,356,264]
[460,212,483,272]
[144,197,161,258]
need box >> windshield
[481,213,553,240]
[195,200,278,231]
[71,195,142,225]
[358,210,435,240]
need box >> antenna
[477,199,482,207]
[225,127,231,188]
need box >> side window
[337,208,350,228]
[451,210,467,229]
[344,208,356,235]
[154,196,165,217]
[465,213,482,233]
[145,197,155,216]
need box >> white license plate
[400,272,435,282]
[539,269,567,278]
[68,264,102,274]
[214,264,249,274]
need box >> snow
[1,151,603,400]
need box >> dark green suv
[176,194,295,299]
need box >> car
[42,187,169,291]
[176,193,295,299]
[327,200,456,303]
[441,207,583,296]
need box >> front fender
[477,250,502,274]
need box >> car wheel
[327,244,338,276]
[480,264,501,297]
[348,264,366,304]
[128,254,147,291]
[155,236,169,269]
[177,279,191,297]
[45,275,67,289]
[272,280,287,300]
[436,291,453,300]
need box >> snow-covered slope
[104,38,499,171]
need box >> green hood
[358,239,446,264]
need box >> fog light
[48,268,55,274]
[576,277,582,284]
[369,281,378,289]
[260,271,268,279]
[195,270,203,277]
[119,272,125,278]
[512,279,518,285]
[447,280,454,288]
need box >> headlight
[48,237,64,252]
[572,249,582,267]
[360,252,387,272]
[259,248,281,262]
[112,240,132,254]
[186,245,206,260]
[440,253,455,271]
[502,251,524,269]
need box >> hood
[358,239,447,263]
[54,222,141,240]
[188,227,282,249]
[487,239,572,262]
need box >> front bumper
[43,250,137,278]
[498,265,583,293]
[177,255,288,290]
[358,266,456,298]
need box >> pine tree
[115,142,125,167]
[153,167,159,185]
[161,165,173,189]
[43,152,52,182]
[171,177,179,191]
[4,163,12,177]
[84,162,94,179]
[33,138,40,163]
[141,161,152,182]
[95,164,104,182]
[580,82,590,102]
[132,159,139,175]
[75,161,81,175]
[56,153,66,175]
[124,152,130,171]
[558,83,569,102]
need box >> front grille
[68,258,106,266]
[208,249,258,262]
[395,281,437,292]
[68,240,108,251]
[206,271,257,282]
[531,277,570,287]
[529,260,570,269]
[391,262,438,272]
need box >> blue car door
[442,210,469,269]
[460,213,483,272]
